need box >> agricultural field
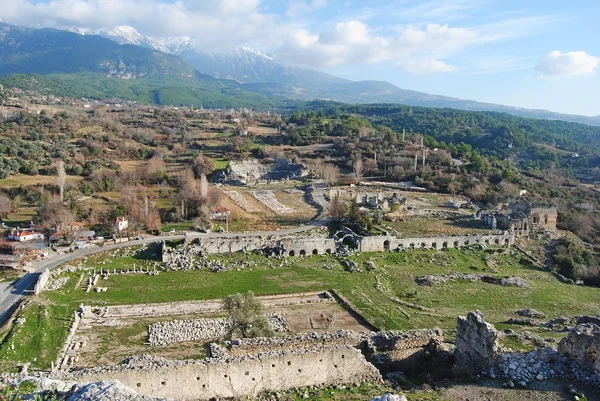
[1,246,599,372]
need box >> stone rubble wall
[33,268,51,295]
[147,314,290,346]
[454,311,502,375]
[358,233,514,252]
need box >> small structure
[114,217,129,232]
[211,208,231,220]
[7,228,44,242]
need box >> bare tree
[200,174,208,199]
[353,158,365,181]
[323,164,340,186]
[0,194,11,220]
[57,160,66,202]
[328,196,346,222]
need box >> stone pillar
[455,311,501,375]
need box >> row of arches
[288,248,333,257]
[383,236,511,252]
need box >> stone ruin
[216,158,310,186]
[19,329,447,400]
[455,311,502,375]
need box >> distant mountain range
[0,22,599,126]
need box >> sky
[1,0,599,116]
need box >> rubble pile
[416,273,529,287]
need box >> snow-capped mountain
[69,25,348,86]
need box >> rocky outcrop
[455,311,502,375]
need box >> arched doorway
[383,240,390,251]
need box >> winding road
[0,183,331,324]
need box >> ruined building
[480,200,557,237]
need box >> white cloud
[0,0,286,52]
[535,51,599,78]
[279,21,475,74]
[399,60,456,74]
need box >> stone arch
[432,242,438,250]
[325,248,332,254]
[312,249,319,255]
[533,215,540,224]
[409,243,415,249]
[289,250,295,257]
[505,238,510,245]
[442,241,448,249]
[495,238,500,245]
[484,239,490,245]
[454,241,459,247]
[464,240,470,246]
[544,214,549,224]
[299,250,306,256]
[421,242,427,249]
[383,240,390,251]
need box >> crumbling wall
[454,311,502,375]
[559,323,600,375]
[57,348,381,400]
[34,268,50,295]
[357,234,514,252]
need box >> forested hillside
[298,101,600,158]
[0,73,278,109]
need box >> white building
[114,217,129,232]
[7,228,44,242]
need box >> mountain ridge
[2,22,600,126]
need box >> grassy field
[385,217,494,237]
[1,246,600,371]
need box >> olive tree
[223,291,274,339]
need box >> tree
[323,164,340,186]
[192,154,217,178]
[0,194,11,220]
[57,160,66,202]
[223,291,274,339]
[328,196,346,222]
[352,157,365,181]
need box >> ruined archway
[289,250,295,256]
[299,250,306,256]
[312,249,319,255]
[454,241,460,248]
[442,242,448,249]
[383,240,390,251]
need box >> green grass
[214,158,230,170]
[2,246,600,370]
[160,221,195,232]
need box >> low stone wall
[51,347,381,400]
[454,311,502,375]
[357,233,514,253]
[147,314,290,346]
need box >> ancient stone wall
[189,234,336,255]
[56,347,381,400]
[357,233,514,253]
[454,311,502,375]
[33,268,50,295]
[278,237,337,256]
[559,323,600,375]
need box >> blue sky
[2,0,600,116]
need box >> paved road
[0,182,331,324]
